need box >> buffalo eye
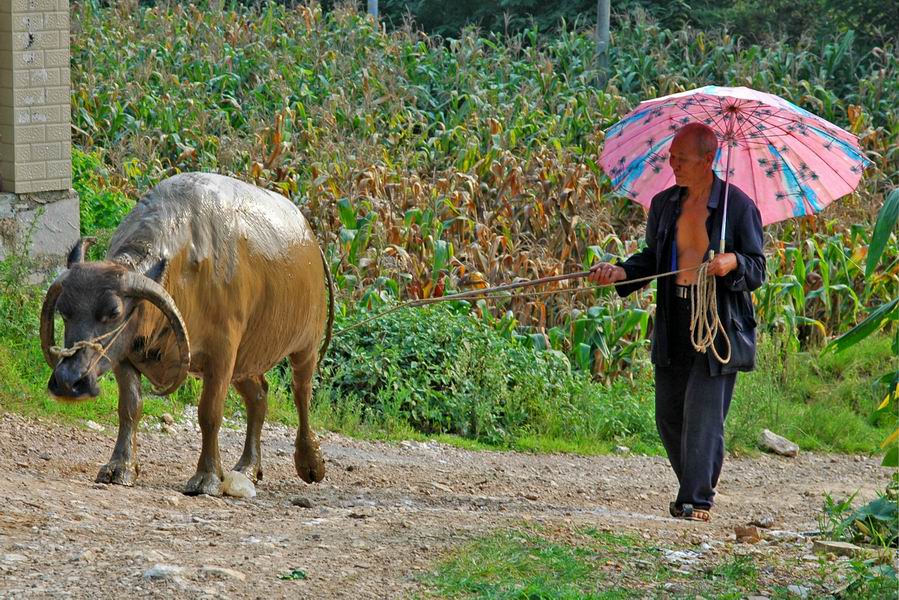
[99,309,122,323]
[96,294,125,324]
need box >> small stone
[38,452,50,461]
[85,420,105,432]
[291,497,314,508]
[799,554,818,563]
[614,445,630,454]
[160,413,175,425]
[2,554,27,564]
[812,540,866,558]
[735,525,762,544]
[758,429,799,457]
[221,471,256,499]
[200,566,246,581]
[163,495,181,507]
[143,564,184,579]
[349,508,374,519]
[524,493,539,501]
[431,482,453,493]
[750,515,775,528]
[786,584,810,598]
[747,596,770,600]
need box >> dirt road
[0,410,890,598]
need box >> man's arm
[613,196,663,297]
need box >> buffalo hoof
[294,439,325,483]
[96,460,139,486]
[232,459,263,483]
[184,471,223,496]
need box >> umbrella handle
[719,140,733,255]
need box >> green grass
[422,526,647,599]
[727,332,897,455]
[420,523,874,599]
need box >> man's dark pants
[654,291,737,510]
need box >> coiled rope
[689,261,731,363]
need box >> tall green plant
[825,189,899,466]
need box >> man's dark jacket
[615,175,766,375]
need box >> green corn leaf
[530,333,549,351]
[337,198,357,229]
[431,240,453,281]
[867,188,899,277]
[825,297,899,354]
[574,342,592,371]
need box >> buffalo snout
[48,359,100,400]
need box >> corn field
[70,1,898,378]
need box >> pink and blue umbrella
[600,86,871,249]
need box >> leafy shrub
[314,299,661,447]
[72,148,134,258]
[319,302,577,444]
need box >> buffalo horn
[120,272,191,395]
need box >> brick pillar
[0,0,79,269]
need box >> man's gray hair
[673,123,719,157]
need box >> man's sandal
[669,502,711,522]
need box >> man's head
[669,123,718,189]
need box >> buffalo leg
[184,357,233,496]
[289,351,325,483]
[232,375,268,482]
[96,361,142,485]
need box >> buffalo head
[40,238,190,401]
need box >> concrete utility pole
[595,0,610,87]
[0,0,79,269]
[368,0,377,19]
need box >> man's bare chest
[676,204,710,255]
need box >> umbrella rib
[733,101,764,141]
[767,145,817,216]
[681,98,725,130]
[678,106,732,142]
[777,126,860,190]
[744,110,797,139]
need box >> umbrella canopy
[600,86,871,227]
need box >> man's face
[669,134,714,189]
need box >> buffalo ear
[143,258,169,284]
[66,237,96,268]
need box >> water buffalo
[39,173,333,495]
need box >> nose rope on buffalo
[49,315,134,371]
[331,260,731,364]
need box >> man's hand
[707,252,738,277]
[588,262,627,286]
